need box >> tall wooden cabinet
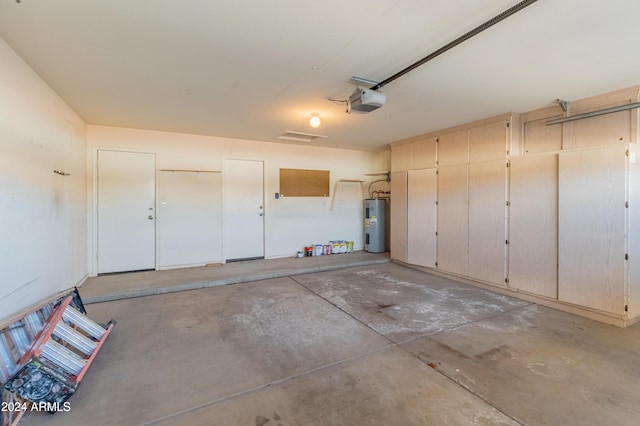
[390,86,640,326]
[407,168,436,268]
[391,115,512,284]
[390,170,408,263]
[437,164,468,276]
[558,145,627,314]
[508,154,558,299]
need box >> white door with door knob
[97,150,156,273]
[223,159,265,261]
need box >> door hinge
[506,162,509,168]
[625,253,629,260]
[436,201,439,205]
[625,201,629,208]
[625,305,629,312]
[626,149,630,157]
[506,201,510,206]
[505,278,509,284]
[506,121,510,128]
[435,262,438,267]
[435,232,438,236]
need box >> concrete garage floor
[21,260,640,425]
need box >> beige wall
[87,125,390,272]
[0,37,87,321]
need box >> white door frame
[90,147,158,276]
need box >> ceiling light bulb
[309,113,321,128]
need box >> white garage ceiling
[1,0,639,152]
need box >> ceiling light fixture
[309,113,321,128]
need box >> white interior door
[223,159,264,261]
[97,150,156,273]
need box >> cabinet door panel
[629,143,640,318]
[391,144,412,172]
[509,155,557,298]
[558,145,626,314]
[438,130,468,166]
[407,169,436,267]
[468,160,507,285]
[437,164,468,276]
[390,171,408,262]
[412,138,436,169]
[523,117,563,154]
[469,120,508,163]
[563,110,632,149]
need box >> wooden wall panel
[412,137,437,169]
[509,154,558,298]
[390,171,408,262]
[523,116,563,154]
[469,120,507,163]
[438,130,468,166]
[562,87,639,149]
[391,144,412,172]
[407,169,436,268]
[437,164,468,276]
[558,145,626,314]
[468,160,507,285]
[563,110,632,149]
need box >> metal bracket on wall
[556,98,570,114]
[330,179,365,211]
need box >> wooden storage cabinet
[389,87,640,326]
[391,143,412,172]
[438,129,468,166]
[558,145,627,314]
[390,171,408,262]
[522,114,563,154]
[407,169,436,267]
[437,164,468,276]
[411,137,437,169]
[468,159,508,286]
[469,120,509,163]
[628,143,640,318]
[562,87,639,150]
[508,154,558,298]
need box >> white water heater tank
[364,199,388,253]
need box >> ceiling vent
[276,131,328,143]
